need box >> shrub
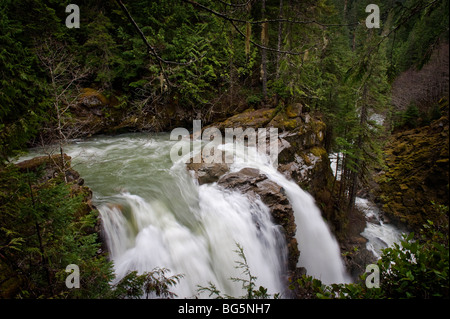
[290,205,449,299]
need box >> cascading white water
[330,153,406,260]
[356,197,405,259]
[23,132,351,297]
[63,134,287,298]
[219,144,351,285]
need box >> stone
[187,162,229,185]
[376,110,449,232]
[79,88,109,108]
[286,103,303,118]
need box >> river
[20,132,351,298]
[329,153,406,259]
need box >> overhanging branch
[115,0,202,87]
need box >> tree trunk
[275,0,283,79]
[27,171,53,294]
[229,24,235,107]
[347,84,369,214]
[261,0,268,102]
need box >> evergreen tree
[0,2,50,161]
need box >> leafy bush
[377,205,449,298]
[111,268,184,299]
[290,205,449,299]
[197,243,278,299]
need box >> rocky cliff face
[201,104,334,207]
[376,101,449,233]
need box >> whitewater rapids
[31,133,351,297]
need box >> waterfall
[357,197,405,259]
[330,153,405,260]
[98,186,287,298]
[220,143,351,285]
[60,133,350,298]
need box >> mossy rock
[268,111,301,130]
[376,112,449,232]
[79,88,109,108]
[310,146,327,157]
[209,108,276,132]
[286,103,303,118]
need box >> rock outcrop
[376,103,449,232]
[186,105,335,275]
[202,105,333,207]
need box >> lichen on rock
[376,111,449,232]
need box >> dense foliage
[0,162,113,298]
[0,0,448,299]
[290,204,449,299]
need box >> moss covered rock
[204,108,276,132]
[376,111,449,232]
[79,88,109,108]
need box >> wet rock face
[376,111,449,232]
[186,162,229,185]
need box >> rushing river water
[356,197,405,259]
[329,153,406,259]
[21,132,351,297]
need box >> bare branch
[217,0,253,8]
[115,0,202,87]
[229,19,305,55]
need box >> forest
[0,0,449,300]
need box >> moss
[267,109,301,130]
[283,119,299,130]
[299,152,312,165]
[310,146,327,158]
[80,88,109,106]
[286,103,302,118]
[376,112,449,232]
[311,119,326,142]
[215,108,276,130]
